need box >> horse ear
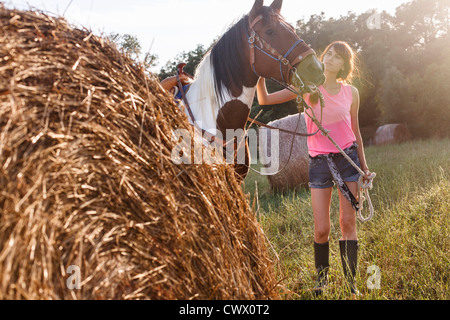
[270,0,283,13]
[250,0,264,19]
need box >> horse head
[247,0,325,91]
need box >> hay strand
[0,5,278,300]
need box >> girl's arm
[350,86,371,177]
[160,74,190,91]
[160,76,178,91]
[256,78,297,105]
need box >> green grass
[243,138,450,300]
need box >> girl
[256,41,372,295]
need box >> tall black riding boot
[339,240,359,295]
[313,241,329,296]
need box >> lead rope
[293,75,376,222]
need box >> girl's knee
[315,227,330,243]
[340,215,356,239]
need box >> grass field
[242,138,449,300]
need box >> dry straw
[0,5,278,299]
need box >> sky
[5,0,410,71]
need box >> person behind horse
[160,73,191,99]
[256,41,373,296]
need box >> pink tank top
[305,83,356,157]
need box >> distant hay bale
[0,5,278,300]
[360,126,377,146]
[375,124,411,146]
[259,114,309,193]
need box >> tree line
[115,0,449,141]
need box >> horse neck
[186,50,258,135]
[220,54,259,99]
[210,18,259,100]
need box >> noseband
[247,11,315,87]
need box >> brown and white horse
[182,0,325,181]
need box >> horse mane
[187,15,251,128]
[210,15,250,103]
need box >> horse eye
[265,29,274,36]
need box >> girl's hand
[178,74,191,86]
[362,169,375,184]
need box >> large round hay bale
[374,124,411,146]
[0,6,277,300]
[259,113,309,193]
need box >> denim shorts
[309,143,361,189]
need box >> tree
[109,33,159,71]
[378,38,450,139]
[378,66,411,125]
[394,0,450,47]
[407,52,450,138]
[158,44,207,80]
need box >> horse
[180,0,325,181]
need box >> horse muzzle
[292,55,326,93]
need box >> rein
[248,117,318,137]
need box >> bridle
[245,10,324,139]
[246,11,316,91]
